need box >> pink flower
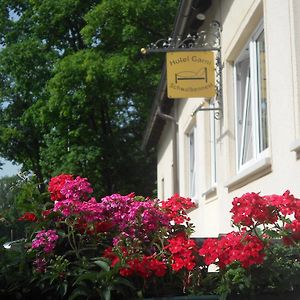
[33,257,47,273]
[32,229,59,253]
[60,176,93,201]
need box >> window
[234,23,268,171]
[188,127,196,198]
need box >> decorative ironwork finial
[141,21,221,54]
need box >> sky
[0,159,20,178]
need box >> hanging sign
[166,51,216,98]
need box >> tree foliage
[0,0,179,195]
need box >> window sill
[187,197,199,212]
[225,157,272,192]
[290,139,300,159]
[202,186,217,201]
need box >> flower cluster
[200,191,300,270]
[24,174,202,298]
[165,233,198,271]
[283,219,300,245]
[161,193,196,224]
[230,192,277,226]
[199,231,265,269]
[231,190,300,227]
[120,255,168,278]
[60,176,93,201]
[31,229,59,253]
[15,177,300,299]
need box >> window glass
[256,31,268,151]
[234,25,268,170]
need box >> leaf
[264,229,281,238]
[69,288,89,300]
[73,272,99,285]
[59,281,68,297]
[93,259,110,271]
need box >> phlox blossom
[119,255,167,278]
[165,233,197,271]
[32,229,59,253]
[231,192,278,226]
[161,194,195,224]
[199,231,265,269]
[60,176,93,201]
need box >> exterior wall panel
[153,0,300,237]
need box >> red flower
[161,194,196,224]
[18,212,37,222]
[199,232,265,269]
[266,190,300,218]
[121,255,167,278]
[94,221,114,233]
[165,233,197,272]
[41,209,53,219]
[283,219,300,245]
[231,192,278,226]
[48,174,73,201]
[103,247,121,267]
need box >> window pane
[256,31,268,151]
[242,84,254,164]
[235,54,254,166]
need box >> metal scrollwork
[141,21,221,54]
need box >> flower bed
[2,175,300,300]
[11,174,208,299]
[200,191,300,299]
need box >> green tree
[0,0,179,196]
[0,175,25,240]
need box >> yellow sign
[166,51,215,98]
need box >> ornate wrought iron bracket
[141,21,223,120]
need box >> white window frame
[234,22,268,172]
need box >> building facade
[143,0,300,237]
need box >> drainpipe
[157,107,179,195]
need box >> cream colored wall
[156,0,300,237]
[157,117,175,201]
